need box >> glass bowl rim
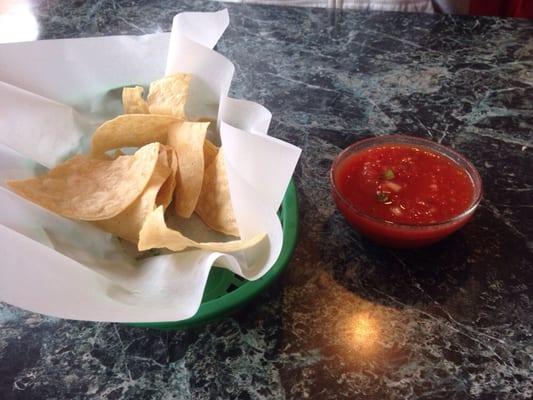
[330,134,483,229]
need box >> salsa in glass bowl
[330,135,482,248]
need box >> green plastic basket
[130,180,298,330]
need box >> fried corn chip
[122,86,149,114]
[7,143,160,221]
[111,149,125,159]
[155,144,178,209]
[96,150,171,243]
[204,138,218,167]
[195,148,239,237]
[147,73,191,119]
[168,121,209,218]
[138,206,265,252]
[91,114,181,157]
[193,117,215,125]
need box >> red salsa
[335,145,475,225]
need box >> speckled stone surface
[1,1,532,399]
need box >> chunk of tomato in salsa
[335,145,475,225]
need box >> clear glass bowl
[330,135,483,248]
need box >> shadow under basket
[129,180,299,330]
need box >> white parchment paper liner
[0,10,301,322]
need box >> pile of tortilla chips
[7,74,265,253]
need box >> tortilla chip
[168,121,209,218]
[138,206,265,252]
[204,138,219,167]
[193,117,215,123]
[155,144,178,209]
[111,149,125,159]
[96,151,171,243]
[7,143,161,221]
[91,114,181,157]
[122,86,149,114]
[195,148,239,237]
[147,73,191,119]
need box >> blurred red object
[470,0,533,18]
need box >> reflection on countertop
[0,0,38,43]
